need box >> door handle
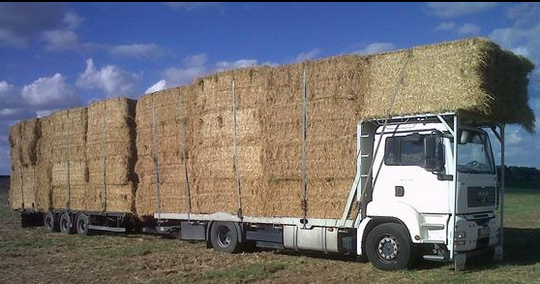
[395,186,405,197]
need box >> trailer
[146,112,505,271]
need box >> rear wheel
[366,223,415,270]
[210,222,241,253]
[44,211,56,233]
[75,213,90,235]
[59,212,74,235]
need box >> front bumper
[454,213,498,252]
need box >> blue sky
[0,2,539,175]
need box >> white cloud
[434,22,482,36]
[0,3,65,47]
[21,73,78,107]
[215,59,258,71]
[294,48,323,62]
[163,54,208,86]
[0,108,20,117]
[166,2,221,11]
[434,22,456,31]
[0,81,15,98]
[185,54,208,67]
[355,42,396,55]
[76,59,141,97]
[425,2,498,18]
[157,53,266,88]
[64,11,83,30]
[36,110,54,118]
[145,80,167,94]
[110,43,163,58]
[457,23,481,35]
[42,11,84,52]
[42,29,79,51]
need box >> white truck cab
[355,112,504,270]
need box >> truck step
[423,255,447,262]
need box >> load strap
[301,66,308,227]
[178,92,192,221]
[232,80,243,219]
[151,97,164,221]
[100,102,108,213]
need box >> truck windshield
[457,130,495,174]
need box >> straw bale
[9,165,37,210]
[52,184,86,210]
[135,86,196,216]
[85,97,137,213]
[86,183,134,213]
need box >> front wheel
[366,223,415,270]
[210,222,241,253]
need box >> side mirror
[424,133,445,173]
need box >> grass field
[1,178,539,283]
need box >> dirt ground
[1,177,540,283]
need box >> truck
[147,112,505,271]
[11,38,531,271]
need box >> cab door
[371,129,450,214]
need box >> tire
[44,211,56,233]
[366,223,415,270]
[59,212,74,235]
[210,222,241,253]
[75,213,90,235]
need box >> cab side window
[384,134,425,166]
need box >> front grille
[467,186,496,208]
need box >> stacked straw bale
[132,38,534,219]
[10,37,535,220]
[86,98,137,213]
[37,108,88,211]
[360,38,534,130]
[135,87,197,216]
[190,68,271,216]
[9,119,40,210]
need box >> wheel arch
[360,217,412,255]
[206,221,244,245]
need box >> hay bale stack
[9,37,534,221]
[135,86,196,216]
[259,58,368,218]
[8,119,40,210]
[86,98,137,213]
[37,108,88,210]
[190,68,270,216]
[361,38,534,130]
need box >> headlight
[455,231,466,239]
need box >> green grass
[505,180,540,189]
[0,192,18,220]
[0,234,54,253]
[197,261,287,283]
[504,188,540,228]
[1,187,540,283]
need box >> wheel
[210,222,241,253]
[366,223,415,270]
[75,213,90,235]
[21,213,31,228]
[59,212,74,235]
[44,211,56,233]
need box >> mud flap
[493,245,503,261]
[454,253,466,271]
